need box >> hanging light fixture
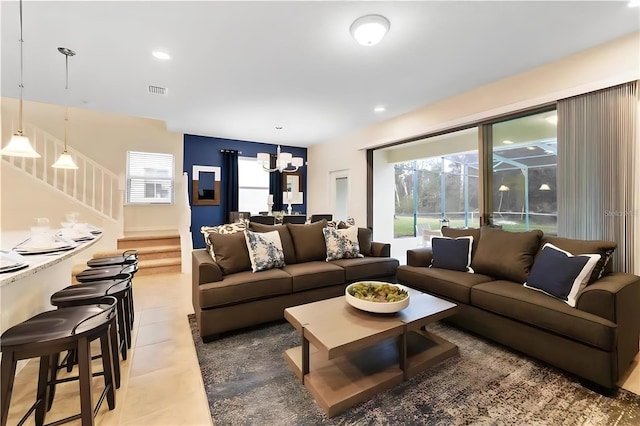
[52,47,78,169]
[257,145,304,173]
[1,0,40,158]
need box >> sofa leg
[579,379,617,397]
[201,334,220,343]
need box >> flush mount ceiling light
[152,51,171,60]
[52,47,78,169]
[1,0,40,158]
[374,106,386,112]
[350,15,390,46]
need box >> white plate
[14,240,76,255]
[345,281,410,313]
[0,262,29,273]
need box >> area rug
[188,315,640,425]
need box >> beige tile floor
[4,272,212,426]
[4,271,640,425]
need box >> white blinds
[126,151,174,204]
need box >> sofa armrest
[370,242,391,257]
[577,272,640,322]
[192,249,223,285]
[577,272,640,372]
[406,248,434,267]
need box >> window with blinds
[126,151,174,204]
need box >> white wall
[1,98,184,235]
[308,32,640,237]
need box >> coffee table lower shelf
[284,330,458,417]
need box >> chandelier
[257,145,303,173]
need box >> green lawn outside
[394,215,557,238]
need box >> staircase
[2,123,122,222]
[82,232,182,277]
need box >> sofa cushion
[244,230,286,272]
[201,221,248,260]
[431,236,474,272]
[287,219,328,263]
[357,228,373,257]
[323,226,364,261]
[207,232,251,275]
[541,236,616,284]
[524,243,600,307]
[281,261,345,292]
[470,280,617,351]
[198,268,292,309]
[249,223,297,265]
[396,265,494,304]
[330,257,399,281]
[472,227,543,283]
[441,227,481,258]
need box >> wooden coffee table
[283,288,458,417]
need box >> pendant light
[52,47,78,169]
[1,0,40,158]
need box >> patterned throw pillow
[322,226,364,261]
[244,230,286,272]
[201,221,248,261]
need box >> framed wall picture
[282,171,303,205]
[192,165,221,205]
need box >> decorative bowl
[345,281,410,314]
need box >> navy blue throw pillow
[430,237,474,273]
[524,243,600,307]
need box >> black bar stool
[1,297,118,426]
[86,250,138,268]
[51,275,133,363]
[76,264,137,327]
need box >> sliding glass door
[490,110,558,234]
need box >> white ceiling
[1,1,639,147]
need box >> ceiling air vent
[148,85,167,96]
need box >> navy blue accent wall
[184,134,307,249]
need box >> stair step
[117,234,180,249]
[92,245,181,261]
[136,258,182,276]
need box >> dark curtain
[269,154,283,211]
[221,150,239,221]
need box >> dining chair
[282,215,306,224]
[249,215,276,225]
[310,214,333,223]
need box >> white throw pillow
[323,226,364,261]
[244,230,285,272]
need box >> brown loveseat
[193,220,399,341]
[397,226,640,390]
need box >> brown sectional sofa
[397,226,640,390]
[193,220,399,341]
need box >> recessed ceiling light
[374,106,385,112]
[152,51,171,60]
[275,126,283,130]
[502,140,514,145]
[545,114,558,125]
[628,1,640,7]
[350,15,390,46]
[527,146,536,150]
